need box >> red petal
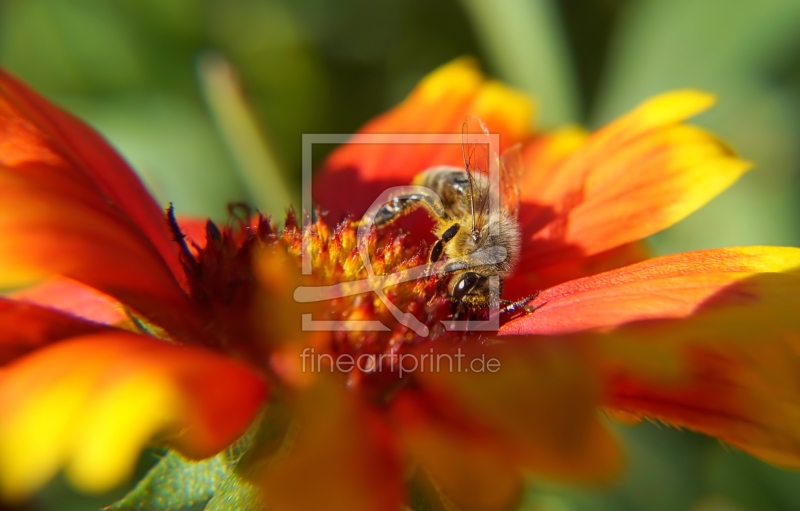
[0,70,181,280]
[0,71,204,340]
[501,247,800,335]
[0,332,266,498]
[176,215,209,257]
[503,241,651,300]
[314,58,534,221]
[8,277,126,326]
[0,297,108,365]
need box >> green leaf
[108,417,262,511]
[105,451,228,511]
[204,472,262,511]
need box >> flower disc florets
[175,207,480,393]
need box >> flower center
[171,206,491,392]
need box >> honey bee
[373,116,533,313]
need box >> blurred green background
[3,0,800,509]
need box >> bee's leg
[374,196,418,227]
[429,223,460,262]
[371,191,448,228]
[450,298,468,319]
[500,291,543,317]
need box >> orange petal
[0,73,204,341]
[412,341,623,484]
[257,375,403,511]
[0,332,266,499]
[505,128,649,294]
[594,301,800,468]
[393,390,523,511]
[501,246,800,335]
[0,297,108,365]
[517,125,587,203]
[519,91,750,268]
[314,58,535,221]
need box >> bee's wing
[499,143,523,219]
[461,115,492,234]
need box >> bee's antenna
[461,122,477,236]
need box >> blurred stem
[197,53,294,214]
[459,0,579,127]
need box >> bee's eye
[453,272,480,298]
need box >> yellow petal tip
[415,57,484,102]
[634,90,717,129]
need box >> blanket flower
[1,59,799,511]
